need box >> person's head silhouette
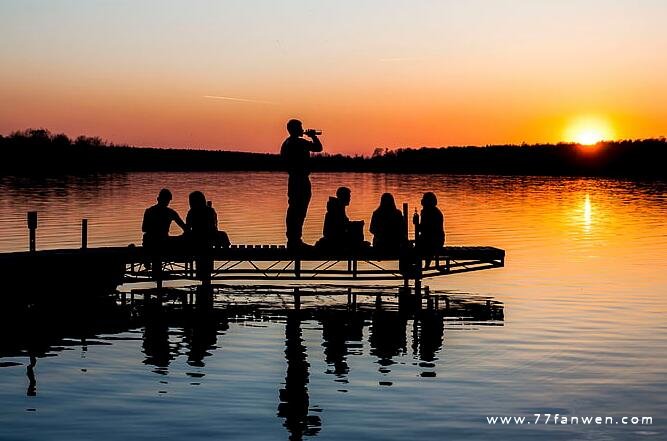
[189,191,207,209]
[336,187,351,206]
[379,192,396,211]
[157,188,172,206]
[287,119,304,137]
[421,192,438,208]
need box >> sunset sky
[1,0,666,154]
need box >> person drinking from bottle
[280,119,323,249]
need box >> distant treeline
[2,128,666,178]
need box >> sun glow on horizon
[565,116,615,146]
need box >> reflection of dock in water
[0,290,503,440]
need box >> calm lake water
[0,172,666,440]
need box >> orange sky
[1,1,666,154]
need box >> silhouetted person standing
[142,188,187,249]
[370,193,406,253]
[281,119,323,249]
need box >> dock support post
[81,219,88,249]
[293,287,301,310]
[295,260,301,278]
[27,211,37,252]
[347,287,352,305]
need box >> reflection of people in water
[281,119,323,249]
[278,311,321,440]
[142,307,174,373]
[415,310,445,364]
[369,309,407,371]
[184,307,228,368]
[320,310,364,381]
[26,355,37,396]
[370,192,407,254]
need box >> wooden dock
[0,211,505,304]
[124,244,505,282]
[0,244,504,296]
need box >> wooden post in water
[81,219,88,249]
[402,202,409,239]
[27,211,37,252]
[293,287,301,310]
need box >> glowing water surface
[0,172,665,440]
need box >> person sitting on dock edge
[414,191,445,268]
[370,192,407,254]
[186,191,230,282]
[316,186,366,251]
[142,188,187,250]
[281,119,323,249]
[142,188,187,282]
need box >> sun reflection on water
[583,193,592,233]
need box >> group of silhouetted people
[314,186,445,258]
[142,188,230,252]
[282,119,445,259]
[142,188,230,281]
[142,119,445,266]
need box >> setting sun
[565,117,615,145]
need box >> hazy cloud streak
[203,95,278,105]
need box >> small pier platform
[0,211,505,303]
[123,244,505,283]
[0,244,504,297]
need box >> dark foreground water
[0,172,666,440]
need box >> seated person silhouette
[370,193,407,254]
[207,200,231,249]
[186,191,230,281]
[414,192,445,267]
[142,188,187,251]
[316,187,366,251]
[186,191,230,249]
